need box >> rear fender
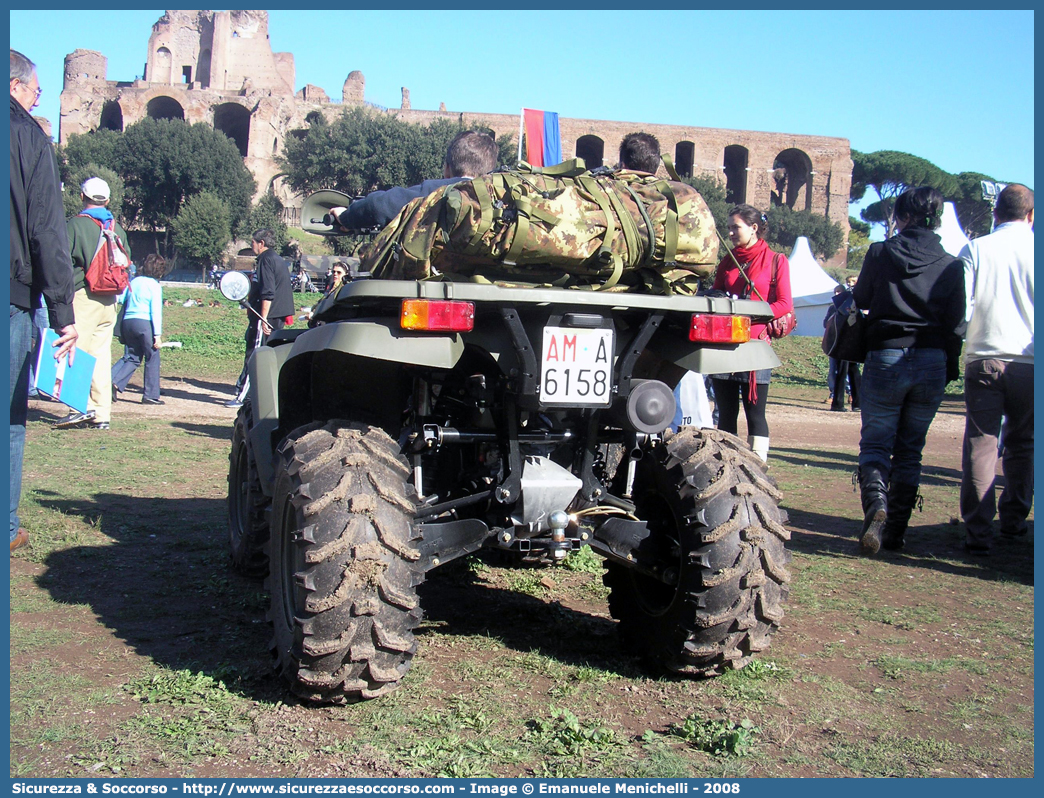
[650,337,781,375]
[287,319,465,368]
[250,320,464,494]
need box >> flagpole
[517,108,525,164]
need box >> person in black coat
[851,186,966,556]
[10,48,79,550]
[227,228,295,408]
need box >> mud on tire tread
[604,427,791,676]
[267,421,422,704]
[228,403,272,577]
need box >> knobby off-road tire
[268,421,423,703]
[604,428,791,676]
[228,403,270,577]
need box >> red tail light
[689,314,750,343]
[401,299,475,332]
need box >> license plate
[539,326,614,405]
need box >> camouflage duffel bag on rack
[359,160,719,294]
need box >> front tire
[604,428,791,675]
[268,421,423,703]
[228,403,270,577]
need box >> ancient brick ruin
[59,9,853,256]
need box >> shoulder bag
[729,249,796,340]
[821,290,868,362]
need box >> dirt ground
[11,379,1034,778]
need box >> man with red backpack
[53,177,131,430]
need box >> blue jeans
[10,305,33,540]
[858,348,947,486]
[27,304,48,397]
[112,318,161,401]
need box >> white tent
[787,236,839,336]
[938,201,970,257]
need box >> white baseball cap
[81,177,111,202]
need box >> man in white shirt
[958,184,1034,555]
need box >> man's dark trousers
[961,358,1034,548]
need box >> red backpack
[80,214,130,295]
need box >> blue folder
[33,329,96,414]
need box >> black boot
[882,482,920,550]
[857,466,888,555]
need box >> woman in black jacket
[851,187,966,556]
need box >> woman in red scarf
[709,205,793,463]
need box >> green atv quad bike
[225,196,791,705]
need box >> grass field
[10,288,1032,778]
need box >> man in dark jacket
[10,48,78,551]
[330,130,498,231]
[227,228,294,408]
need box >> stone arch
[198,48,212,89]
[674,141,695,178]
[99,100,123,132]
[575,135,604,169]
[269,174,298,226]
[154,46,173,84]
[723,145,749,205]
[214,102,251,157]
[771,148,813,210]
[146,95,185,121]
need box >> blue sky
[10,8,1034,192]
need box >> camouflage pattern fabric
[359,163,719,295]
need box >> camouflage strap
[621,183,657,266]
[661,152,682,182]
[517,158,588,177]
[600,178,644,270]
[575,174,624,290]
[655,179,680,264]
[462,176,499,256]
[503,181,532,266]
[654,155,684,264]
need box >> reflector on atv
[689,314,750,343]
[401,299,475,332]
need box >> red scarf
[713,238,776,404]
[714,238,775,300]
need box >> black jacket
[853,227,966,353]
[9,97,75,328]
[338,177,465,230]
[249,248,295,320]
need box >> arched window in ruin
[197,49,212,89]
[575,135,604,169]
[675,141,695,178]
[771,148,814,210]
[723,145,749,205]
[154,46,172,84]
[214,102,251,158]
[99,101,123,132]
[146,95,185,121]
